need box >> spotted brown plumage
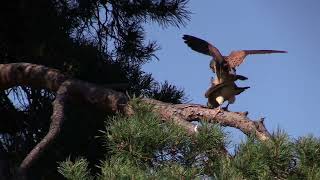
[225,50,287,69]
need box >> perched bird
[205,75,250,110]
[182,34,287,84]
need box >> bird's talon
[222,107,229,111]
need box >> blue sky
[143,0,320,141]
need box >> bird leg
[212,105,223,119]
[222,103,230,111]
[212,96,225,118]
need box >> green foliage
[58,158,94,180]
[233,137,269,179]
[154,163,199,179]
[292,135,320,179]
[59,105,320,179]
[60,101,229,179]
[99,158,148,180]
[233,130,294,179]
[102,100,190,166]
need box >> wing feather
[183,35,224,62]
[226,50,287,68]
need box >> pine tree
[0,0,190,178]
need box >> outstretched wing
[182,35,224,62]
[225,50,287,68]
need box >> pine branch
[142,99,271,140]
[0,63,271,178]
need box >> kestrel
[205,74,250,110]
[182,34,287,84]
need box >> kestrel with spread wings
[182,35,287,84]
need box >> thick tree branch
[0,63,129,113]
[142,99,271,140]
[0,63,67,91]
[17,82,69,178]
[0,63,271,177]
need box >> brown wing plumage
[205,83,227,98]
[225,50,287,68]
[182,35,224,62]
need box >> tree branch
[17,82,69,178]
[0,63,271,178]
[142,99,271,140]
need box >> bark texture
[143,99,270,140]
[0,63,271,178]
